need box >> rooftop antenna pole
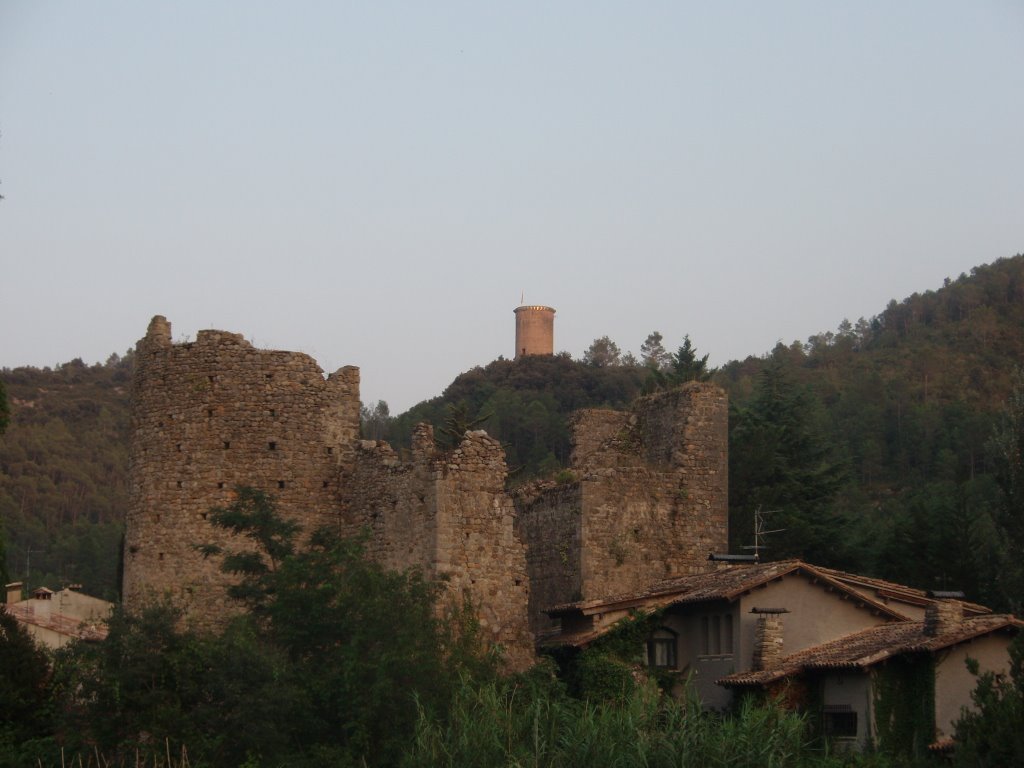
[25,547,38,585]
[521,290,524,304]
[742,507,785,561]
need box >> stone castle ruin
[124,316,728,669]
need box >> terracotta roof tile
[811,565,990,615]
[3,603,109,642]
[547,560,905,621]
[718,615,1022,687]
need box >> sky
[1,1,1022,412]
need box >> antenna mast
[741,507,785,561]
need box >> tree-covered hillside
[2,254,1023,609]
[0,354,132,599]
[386,354,649,477]
[722,255,1024,609]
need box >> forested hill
[2,254,1024,606]
[384,354,649,475]
[721,254,1024,612]
[0,354,133,599]
[383,254,1024,611]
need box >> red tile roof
[546,560,911,623]
[3,602,109,642]
[718,614,1022,687]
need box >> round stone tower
[513,304,555,359]
[123,316,361,629]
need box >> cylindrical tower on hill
[513,305,556,359]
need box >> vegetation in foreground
[2,489,1022,766]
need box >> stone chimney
[5,581,23,605]
[924,599,964,637]
[752,614,785,671]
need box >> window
[647,627,678,669]
[823,706,857,739]
[701,612,734,657]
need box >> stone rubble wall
[568,409,633,469]
[343,437,437,572]
[345,426,534,670]
[125,318,728,671]
[515,383,728,631]
[513,480,583,637]
[124,316,360,630]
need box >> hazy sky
[2,2,1022,412]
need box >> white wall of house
[737,578,889,664]
[933,633,1012,740]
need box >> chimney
[5,581,23,605]
[751,609,786,671]
[924,599,964,637]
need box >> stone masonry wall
[516,383,728,631]
[124,316,360,630]
[512,481,583,637]
[344,426,534,670]
[567,409,632,469]
[125,316,728,668]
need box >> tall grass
[404,677,838,768]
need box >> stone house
[719,606,1022,751]
[3,581,112,649]
[542,560,1020,750]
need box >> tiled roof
[718,614,1022,687]
[812,565,990,615]
[547,560,908,620]
[3,603,109,642]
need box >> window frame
[646,626,679,670]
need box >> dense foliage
[406,675,840,768]
[0,608,53,766]
[43,489,497,767]
[0,354,131,599]
[2,489,918,766]
[723,256,1024,610]
[387,353,649,479]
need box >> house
[542,560,1019,750]
[719,602,1022,751]
[3,581,113,649]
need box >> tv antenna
[741,507,785,560]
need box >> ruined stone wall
[568,409,632,469]
[516,383,728,630]
[633,384,730,519]
[342,427,438,572]
[344,426,534,670]
[124,316,360,629]
[513,481,583,637]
